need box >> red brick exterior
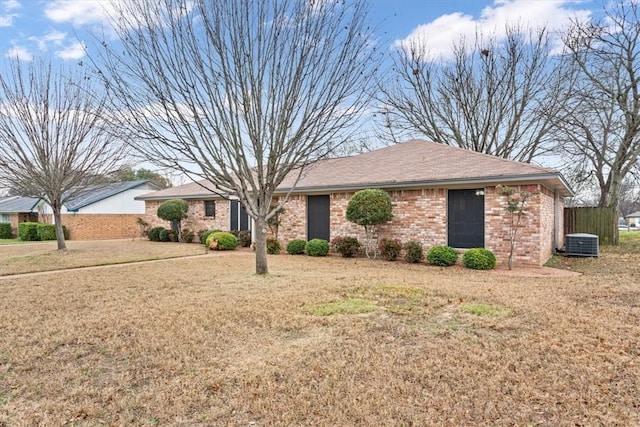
[143,184,564,266]
[275,185,563,266]
[144,199,231,234]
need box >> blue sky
[0,0,597,63]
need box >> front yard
[0,237,638,425]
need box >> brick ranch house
[0,196,40,235]
[1,181,161,239]
[139,139,574,266]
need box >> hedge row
[0,222,11,239]
[17,222,69,241]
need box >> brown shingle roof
[138,139,573,200]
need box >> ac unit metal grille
[565,233,599,257]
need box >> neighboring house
[3,181,161,240]
[625,212,640,228]
[138,140,574,266]
[0,196,40,236]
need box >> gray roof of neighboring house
[0,196,41,213]
[626,211,640,218]
[137,139,574,201]
[64,180,160,211]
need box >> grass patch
[619,231,640,248]
[459,302,510,316]
[306,298,378,316]
[368,285,426,300]
[0,239,25,245]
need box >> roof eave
[276,173,574,197]
[69,181,161,210]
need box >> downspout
[554,190,562,251]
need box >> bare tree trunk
[254,217,268,275]
[52,209,67,251]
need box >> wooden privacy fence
[564,207,618,245]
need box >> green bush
[18,222,40,241]
[206,231,238,250]
[403,241,424,263]
[306,238,329,257]
[286,239,307,255]
[36,224,55,241]
[148,226,164,242]
[231,230,252,247]
[0,223,12,239]
[158,228,170,242]
[200,229,222,244]
[331,236,361,258]
[157,199,189,234]
[267,237,281,254]
[181,228,195,243]
[379,238,402,261]
[346,189,393,227]
[462,248,497,270]
[426,245,458,266]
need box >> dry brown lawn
[0,240,205,276]
[0,236,638,426]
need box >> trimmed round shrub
[286,239,307,255]
[158,228,170,242]
[403,241,424,263]
[346,189,393,226]
[0,222,12,239]
[148,226,164,242]
[379,238,402,261]
[200,229,222,245]
[331,236,361,258]
[462,248,497,270]
[426,245,458,266]
[306,238,329,257]
[157,198,189,234]
[206,231,238,250]
[267,237,281,254]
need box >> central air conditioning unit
[565,233,599,257]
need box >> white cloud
[5,46,32,61]
[56,41,86,60]
[44,0,117,26]
[3,0,20,10]
[29,30,67,51]
[393,0,592,61]
[0,0,20,26]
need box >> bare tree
[91,0,378,274]
[618,176,640,218]
[0,59,128,249]
[555,1,640,209]
[379,26,563,162]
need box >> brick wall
[277,185,559,266]
[486,185,542,266]
[60,214,146,240]
[141,185,561,266]
[144,199,231,234]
